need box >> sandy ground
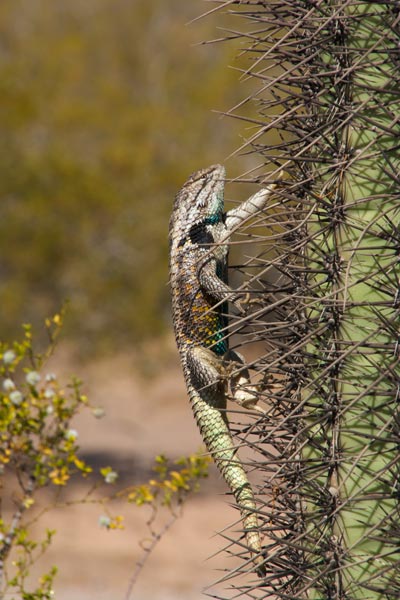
[32,490,238,600]
[6,342,258,600]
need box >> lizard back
[169,164,229,357]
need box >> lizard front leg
[225,181,280,309]
[225,181,279,232]
[198,180,279,310]
[198,259,246,309]
[186,345,266,576]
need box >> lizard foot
[233,380,267,415]
[224,349,267,415]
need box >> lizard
[169,164,278,577]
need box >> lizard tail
[191,392,266,577]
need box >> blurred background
[0,0,258,354]
[1,1,265,598]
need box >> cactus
[210,1,400,597]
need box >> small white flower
[45,373,57,382]
[26,371,41,386]
[10,390,23,406]
[2,378,15,392]
[46,404,54,415]
[3,350,16,365]
[98,515,111,529]
[65,429,78,441]
[104,470,118,484]
[44,388,55,399]
[0,533,5,543]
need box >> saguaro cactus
[211,1,400,598]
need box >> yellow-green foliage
[126,453,211,508]
[0,314,91,487]
[0,0,250,351]
[0,316,92,597]
[0,318,210,598]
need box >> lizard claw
[234,293,268,315]
[233,292,252,315]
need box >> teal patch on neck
[208,188,224,216]
[204,213,221,225]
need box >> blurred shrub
[0,0,250,353]
[0,317,210,597]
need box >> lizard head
[169,165,226,246]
